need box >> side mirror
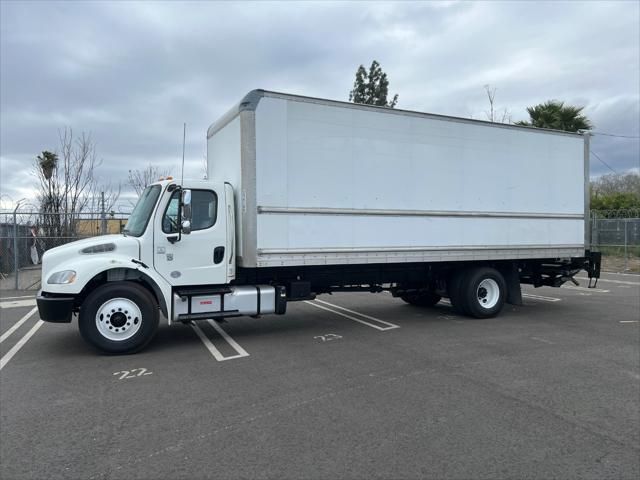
[181,189,192,234]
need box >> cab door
[153,185,228,286]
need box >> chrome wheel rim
[476,279,500,309]
[95,297,142,341]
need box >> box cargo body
[208,90,588,269]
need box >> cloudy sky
[1,0,638,210]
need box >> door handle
[214,246,225,264]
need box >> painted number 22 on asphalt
[113,368,153,380]
[314,334,343,342]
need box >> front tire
[79,282,159,354]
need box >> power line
[591,131,640,139]
[590,150,618,174]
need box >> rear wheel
[400,291,442,307]
[79,282,159,354]
[460,267,506,318]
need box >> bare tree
[33,127,120,247]
[484,85,511,123]
[591,172,640,197]
[127,164,172,196]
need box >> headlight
[47,270,77,284]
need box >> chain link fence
[1,207,638,291]
[590,209,640,273]
[0,208,130,290]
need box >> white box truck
[37,90,601,354]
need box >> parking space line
[205,319,249,358]
[0,320,44,372]
[0,295,36,301]
[575,276,640,286]
[619,320,639,324]
[190,320,249,362]
[522,293,561,302]
[304,300,400,331]
[562,285,610,293]
[1,307,38,344]
[0,299,37,309]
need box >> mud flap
[503,263,523,306]
[586,251,602,288]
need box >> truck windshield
[123,185,161,237]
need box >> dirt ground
[602,254,640,274]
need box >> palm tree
[37,151,58,180]
[515,100,593,132]
[36,151,58,218]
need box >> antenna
[181,122,186,186]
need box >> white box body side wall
[208,92,587,268]
[252,96,585,266]
[207,115,246,263]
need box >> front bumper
[37,292,75,323]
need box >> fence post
[591,211,598,250]
[624,218,628,272]
[100,191,107,235]
[12,207,19,290]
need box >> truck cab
[136,179,235,287]
[36,178,285,354]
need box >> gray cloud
[1,0,638,209]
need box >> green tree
[349,60,398,108]
[591,192,640,210]
[515,100,593,132]
[591,172,640,211]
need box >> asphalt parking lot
[1,272,639,480]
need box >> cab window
[162,190,218,234]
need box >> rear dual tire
[448,267,506,318]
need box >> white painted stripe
[0,320,44,372]
[304,300,400,331]
[0,307,38,343]
[531,336,555,344]
[206,319,249,359]
[0,295,36,300]
[313,299,401,329]
[575,276,640,286]
[619,320,639,324]
[562,285,610,293]
[191,321,249,362]
[191,322,226,361]
[0,299,37,309]
[522,293,561,302]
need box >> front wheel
[79,282,159,354]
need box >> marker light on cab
[47,270,77,284]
